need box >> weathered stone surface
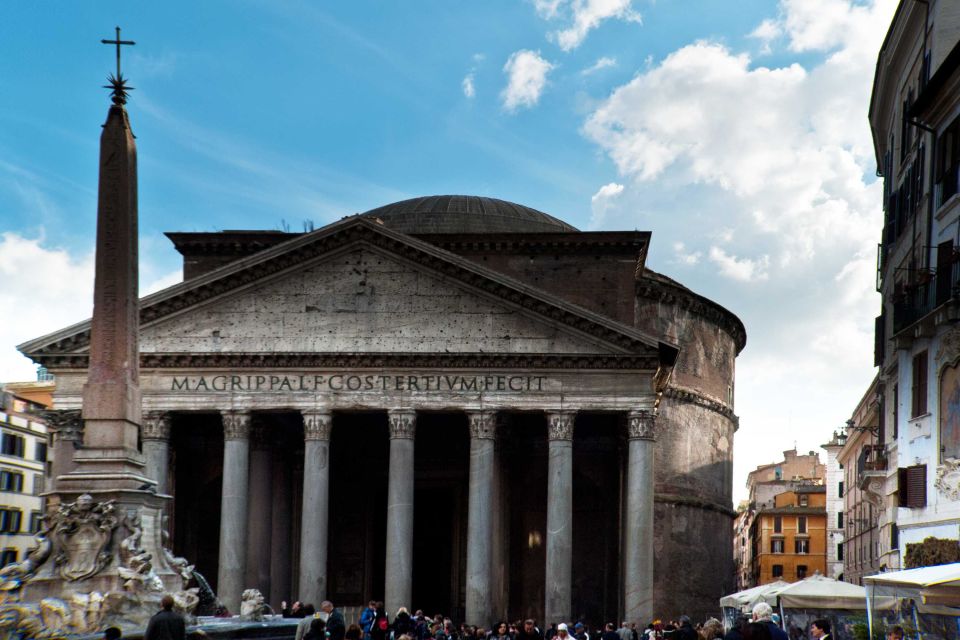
[139,247,608,355]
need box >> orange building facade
[751,486,827,584]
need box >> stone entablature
[47,369,655,414]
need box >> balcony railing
[892,261,960,335]
[857,444,887,476]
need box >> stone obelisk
[21,31,186,604]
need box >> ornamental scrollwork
[141,411,171,441]
[547,412,575,441]
[388,411,416,439]
[934,458,960,502]
[36,409,84,442]
[467,412,497,440]
[627,409,656,441]
[221,410,251,440]
[302,411,332,441]
[51,494,118,582]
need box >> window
[893,384,899,439]
[771,539,784,554]
[795,539,810,554]
[0,549,16,567]
[799,495,809,507]
[936,115,960,207]
[0,509,22,534]
[798,516,807,534]
[772,564,784,578]
[891,523,899,550]
[0,434,24,458]
[28,511,41,534]
[797,565,808,579]
[34,441,46,463]
[31,474,43,496]
[838,512,844,528]
[0,471,22,493]
[898,465,927,508]
[912,351,928,417]
[838,542,844,561]
[774,466,782,480]
[839,481,844,497]
[774,516,782,533]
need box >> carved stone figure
[117,510,163,594]
[934,457,960,501]
[240,588,267,621]
[0,519,52,591]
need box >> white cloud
[672,242,702,266]
[580,0,898,500]
[749,19,782,53]
[589,182,624,229]
[501,50,554,112]
[708,247,770,282]
[551,0,642,51]
[0,232,182,383]
[462,73,476,98]
[532,0,565,19]
[581,56,617,75]
[0,233,94,381]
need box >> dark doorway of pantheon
[329,412,389,606]
[412,412,469,619]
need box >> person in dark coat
[145,595,186,640]
[394,608,417,638]
[306,617,328,640]
[370,604,390,640]
[676,616,697,640]
[324,600,348,640]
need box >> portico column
[466,411,496,626]
[246,422,273,596]
[217,409,251,615]
[298,410,332,606]
[624,409,656,625]
[384,409,416,615]
[545,411,575,625]
[142,411,172,495]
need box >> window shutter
[907,465,927,508]
[898,467,909,505]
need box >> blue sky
[0,0,898,500]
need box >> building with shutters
[749,487,827,585]
[0,383,52,567]
[870,0,960,569]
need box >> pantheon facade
[20,196,745,623]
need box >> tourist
[601,622,621,640]
[145,595,186,640]
[676,616,697,640]
[617,622,632,640]
[305,618,328,640]
[361,600,378,640]
[517,619,542,640]
[808,620,830,640]
[103,627,123,640]
[699,619,724,640]
[574,623,589,640]
[348,625,365,640]
[886,627,904,640]
[556,623,571,640]
[751,604,787,640]
[296,605,319,640]
[284,601,305,618]
[323,600,348,640]
[395,607,417,638]
[370,602,390,640]
[493,621,513,640]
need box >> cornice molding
[654,492,737,517]
[35,352,659,371]
[661,386,739,426]
[25,221,666,360]
[636,277,746,354]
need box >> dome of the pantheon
[361,195,579,234]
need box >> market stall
[864,564,960,640]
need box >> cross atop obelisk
[101,26,135,105]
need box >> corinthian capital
[37,409,84,442]
[627,409,656,441]
[467,411,497,440]
[141,411,172,441]
[302,410,332,441]
[546,412,576,441]
[388,410,416,439]
[221,410,251,441]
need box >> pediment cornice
[20,218,677,365]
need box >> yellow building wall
[755,490,827,584]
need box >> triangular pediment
[20,218,676,369]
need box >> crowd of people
[279,600,835,640]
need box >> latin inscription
[170,373,548,393]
